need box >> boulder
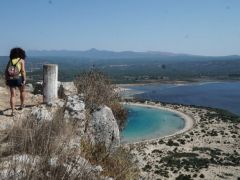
[87,106,120,151]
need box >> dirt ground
[0,86,42,128]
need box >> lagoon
[121,104,185,143]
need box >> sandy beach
[125,101,240,179]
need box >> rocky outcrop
[0,80,124,179]
[31,106,53,122]
[31,99,65,122]
[87,106,120,150]
[29,93,120,151]
[64,95,85,121]
[64,95,86,136]
[1,80,121,151]
[63,95,120,150]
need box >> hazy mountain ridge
[27,48,240,59]
[27,48,192,59]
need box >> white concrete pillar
[43,64,58,104]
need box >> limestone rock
[87,106,120,150]
[58,82,78,99]
[64,95,85,120]
[64,95,86,136]
[47,99,65,108]
[31,106,53,122]
[0,154,103,180]
[65,156,103,176]
[48,155,104,179]
[0,154,40,179]
[0,119,14,131]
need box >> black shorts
[7,76,24,87]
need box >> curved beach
[127,102,240,179]
[122,102,195,143]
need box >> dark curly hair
[9,47,26,60]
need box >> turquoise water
[121,105,185,143]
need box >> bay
[128,81,240,116]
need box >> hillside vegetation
[1,55,240,83]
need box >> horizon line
[1,48,240,57]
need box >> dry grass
[109,101,128,131]
[0,109,99,179]
[0,108,139,179]
[75,69,118,111]
[7,109,73,156]
[75,69,128,130]
[81,139,140,180]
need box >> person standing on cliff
[5,47,26,116]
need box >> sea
[126,81,240,116]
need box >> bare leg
[19,85,25,108]
[10,87,16,115]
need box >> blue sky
[0,0,240,56]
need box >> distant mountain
[27,48,196,59]
[27,49,240,61]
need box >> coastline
[122,102,195,144]
[126,101,240,179]
[117,79,240,87]
[118,80,240,116]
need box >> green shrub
[154,169,169,177]
[142,164,152,172]
[176,174,192,180]
[166,139,179,146]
